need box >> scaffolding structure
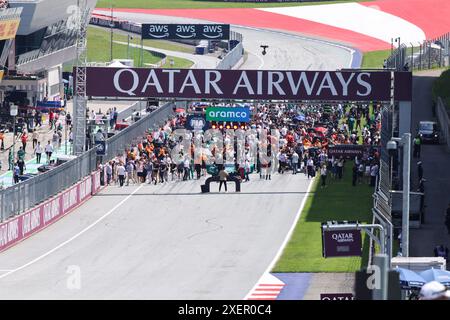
[73,0,89,155]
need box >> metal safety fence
[0,102,176,222]
[0,148,97,222]
[436,97,450,151]
[105,102,176,161]
[385,32,450,71]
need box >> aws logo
[202,25,224,39]
[175,25,196,39]
[142,24,230,40]
[146,24,169,39]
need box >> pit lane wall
[0,171,102,253]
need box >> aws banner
[82,67,412,102]
[206,107,251,123]
[142,24,230,40]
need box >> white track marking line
[244,49,265,70]
[0,185,143,280]
[244,178,315,300]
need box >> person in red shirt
[21,131,28,151]
[49,110,54,129]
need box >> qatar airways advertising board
[322,229,362,258]
[80,67,412,102]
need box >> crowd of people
[102,101,383,190]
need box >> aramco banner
[81,67,412,102]
[206,107,251,123]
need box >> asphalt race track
[0,174,311,299]
[0,12,351,300]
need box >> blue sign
[206,107,250,123]
[95,140,106,156]
[37,101,62,109]
[186,115,209,131]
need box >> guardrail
[436,97,450,151]
[106,102,175,161]
[385,32,450,71]
[0,148,97,222]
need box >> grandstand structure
[0,0,96,114]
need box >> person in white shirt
[45,141,53,163]
[116,162,126,187]
[320,164,327,188]
[307,157,315,179]
[291,151,299,175]
[34,141,43,164]
[370,163,379,187]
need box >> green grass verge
[160,56,194,69]
[63,26,194,71]
[432,68,450,109]
[273,163,373,273]
[97,0,372,9]
[361,50,391,69]
[86,26,162,64]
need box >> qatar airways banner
[82,67,412,102]
[0,172,102,253]
[322,229,362,258]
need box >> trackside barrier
[386,31,450,71]
[0,148,98,222]
[0,170,102,253]
[105,102,176,161]
[217,40,244,70]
